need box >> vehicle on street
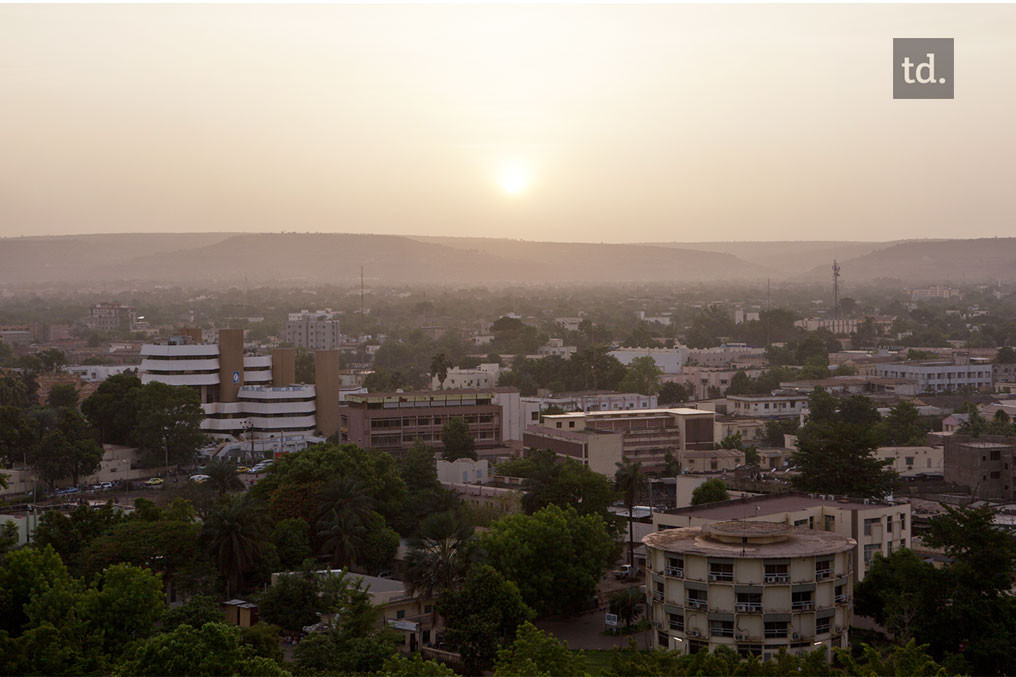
[144,477,164,487]
[189,474,210,483]
[612,564,641,581]
[235,466,251,474]
[55,486,79,495]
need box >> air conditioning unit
[708,573,719,581]
[690,629,700,637]
[793,632,801,640]
[736,633,749,640]
[735,603,748,612]
[863,498,871,505]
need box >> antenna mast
[360,266,365,317]
[832,260,841,320]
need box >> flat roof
[662,492,891,519]
[644,522,855,558]
[544,407,714,418]
[524,424,617,440]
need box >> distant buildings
[611,347,686,374]
[909,286,962,301]
[537,338,577,360]
[525,407,715,475]
[686,344,766,369]
[84,303,136,332]
[521,391,658,426]
[944,434,1016,500]
[431,364,500,390]
[644,521,855,657]
[285,309,342,350]
[726,392,809,419]
[875,354,993,393]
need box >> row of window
[664,616,836,640]
[661,558,837,583]
[657,582,848,611]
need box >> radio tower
[832,260,841,319]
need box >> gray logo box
[894,38,953,99]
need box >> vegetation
[691,478,730,505]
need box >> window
[991,449,1001,461]
[764,621,788,639]
[764,563,789,582]
[863,518,879,536]
[657,631,669,648]
[569,421,576,428]
[531,412,539,421]
[709,562,733,582]
[824,515,835,531]
[900,514,906,530]
[666,557,684,577]
[396,610,405,619]
[816,559,832,579]
[736,593,762,612]
[791,590,813,610]
[668,613,684,631]
[710,620,734,637]
[654,581,665,601]
[738,644,763,658]
[905,456,914,466]
[886,516,893,533]
[864,543,881,564]
[686,588,707,609]
[991,471,1001,479]
[834,584,847,603]
[816,617,831,634]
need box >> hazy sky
[2,4,1015,243]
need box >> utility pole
[832,260,841,320]
[766,278,771,346]
[360,266,365,317]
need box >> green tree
[400,438,440,493]
[134,381,206,468]
[115,622,287,676]
[374,654,456,676]
[315,476,374,568]
[76,563,165,653]
[0,405,39,467]
[438,564,534,675]
[0,545,73,635]
[360,511,400,574]
[201,494,269,596]
[880,400,927,446]
[614,460,647,571]
[46,383,79,409]
[619,356,663,396]
[271,518,313,570]
[499,449,616,517]
[205,457,244,497]
[658,381,690,405]
[691,478,729,505]
[441,416,477,461]
[479,504,616,616]
[162,595,224,632]
[36,428,104,488]
[404,511,474,627]
[609,588,643,631]
[81,372,142,444]
[494,621,589,677]
[257,570,322,633]
[996,346,1016,364]
[791,416,898,498]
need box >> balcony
[653,592,665,602]
[665,567,685,578]
[764,629,788,639]
[835,594,849,604]
[735,602,762,613]
[685,598,707,610]
[791,602,814,611]
[709,572,733,582]
[764,574,789,583]
[816,569,832,580]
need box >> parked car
[144,477,164,487]
[612,564,641,580]
[55,486,79,496]
[235,466,251,474]
[189,474,210,483]
[100,481,113,490]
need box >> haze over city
[3,3,1016,242]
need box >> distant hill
[646,241,899,275]
[799,238,1016,284]
[0,232,769,286]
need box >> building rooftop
[644,520,855,558]
[348,387,519,399]
[662,492,891,519]
[524,424,617,439]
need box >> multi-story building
[85,303,137,332]
[521,391,658,427]
[686,344,766,369]
[909,286,962,301]
[875,358,993,393]
[338,388,521,455]
[666,366,764,399]
[652,493,911,583]
[993,361,1016,385]
[537,338,577,360]
[713,416,767,447]
[944,434,1016,500]
[644,521,855,659]
[610,347,686,374]
[284,309,342,351]
[727,392,809,419]
[139,329,340,438]
[522,425,626,477]
[793,318,859,335]
[431,364,500,390]
[875,446,943,477]
[532,408,715,474]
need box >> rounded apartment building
[643,521,855,660]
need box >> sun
[498,161,531,196]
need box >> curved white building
[644,521,855,660]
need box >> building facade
[285,309,342,350]
[610,347,686,374]
[944,434,1016,500]
[85,303,137,332]
[644,521,855,659]
[875,359,993,393]
[727,392,809,419]
[652,493,911,583]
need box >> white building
[875,360,993,393]
[686,344,766,369]
[727,392,809,419]
[203,385,318,436]
[874,446,943,477]
[611,346,687,374]
[521,391,658,427]
[432,364,501,390]
[538,338,577,360]
[66,365,137,382]
[436,458,492,485]
[285,309,342,350]
[793,318,859,334]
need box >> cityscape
[2,3,1016,677]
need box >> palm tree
[205,457,244,497]
[614,460,648,570]
[404,511,474,628]
[0,372,31,409]
[201,494,269,596]
[430,353,451,389]
[315,477,373,568]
